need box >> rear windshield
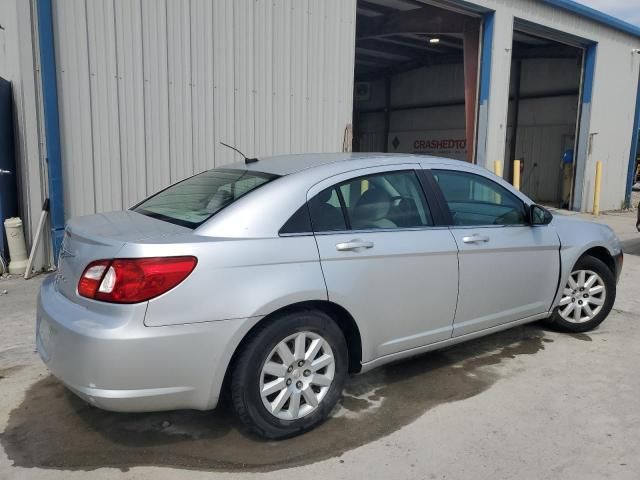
[133,168,278,228]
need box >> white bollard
[4,217,28,275]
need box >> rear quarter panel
[115,234,327,327]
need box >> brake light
[78,257,197,303]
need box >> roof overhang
[539,0,640,39]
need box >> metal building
[0,0,639,271]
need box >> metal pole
[593,160,602,216]
[509,60,522,182]
[383,76,391,153]
[463,21,480,163]
[625,63,640,208]
[36,0,66,262]
[24,199,50,280]
[493,160,503,177]
[513,160,521,190]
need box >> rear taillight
[78,257,197,303]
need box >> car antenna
[220,142,258,164]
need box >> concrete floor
[1,210,639,480]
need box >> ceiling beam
[357,37,437,59]
[512,44,581,59]
[356,46,412,62]
[355,52,464,81]
[373,34,444,53]
[357,5,480,39]
[355,52,399,68]
[404,33,463,49]
[358,0,401,16]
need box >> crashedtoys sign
[388,130,467,160]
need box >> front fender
[551,215,621,309]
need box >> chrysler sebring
[37,153,622,438]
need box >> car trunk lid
[55,211,190,302]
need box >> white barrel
[4,217,28,275]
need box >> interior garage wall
[356,57,579,180]
[505,57,580,203]
[506,95,577,202]
[355,63,466,157]
[50,0,356,219]
[354,76,387,152]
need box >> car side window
[279,204,312,234]
[432,170,527,226]
[308,187,348,232]
[308,170,432,232]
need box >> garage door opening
[352,0,483,162]
[504,31,583,208]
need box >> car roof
[197,152,533,238]
[222,152,471,176]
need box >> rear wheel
[230,310,348,439]
[546,255,615,333]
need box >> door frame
[307,162,460,362]
[512,17,597,212]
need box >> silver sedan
[37,153,623,438]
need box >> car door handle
[462,234,490,244]
[336,240,374,251]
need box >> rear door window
[308,187,348,232]
[308,170,432,232]
[279,204,313,234]
[133,169,277,228]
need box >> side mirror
[530,204,553,226]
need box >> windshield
[133,168,278,228]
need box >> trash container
[4,217,28,275]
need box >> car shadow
[1,323,550,472]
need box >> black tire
[546,255,616,333]
[230,309,348,439]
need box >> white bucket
[4,217,28,275]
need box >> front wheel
[546,255,616,333]
[230,310,348,439]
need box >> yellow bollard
[593,160,602,216]
[493,160,503,177]
[513,160,521,191]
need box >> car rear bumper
[36,275,254,412]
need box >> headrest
[316,188,334,203]
[353,188,392,222]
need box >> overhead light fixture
[429,38,440,44]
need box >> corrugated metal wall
[51,0,356,218]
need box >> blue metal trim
[625,71,640,208]
[582,43,596,104]
[572,42,597,211]
[479,11,494,104]
[36,0,65,262]
[539,0,640,39]
[474,10,495,167]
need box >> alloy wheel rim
[259,331,335,420]
[558,269,606,324]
